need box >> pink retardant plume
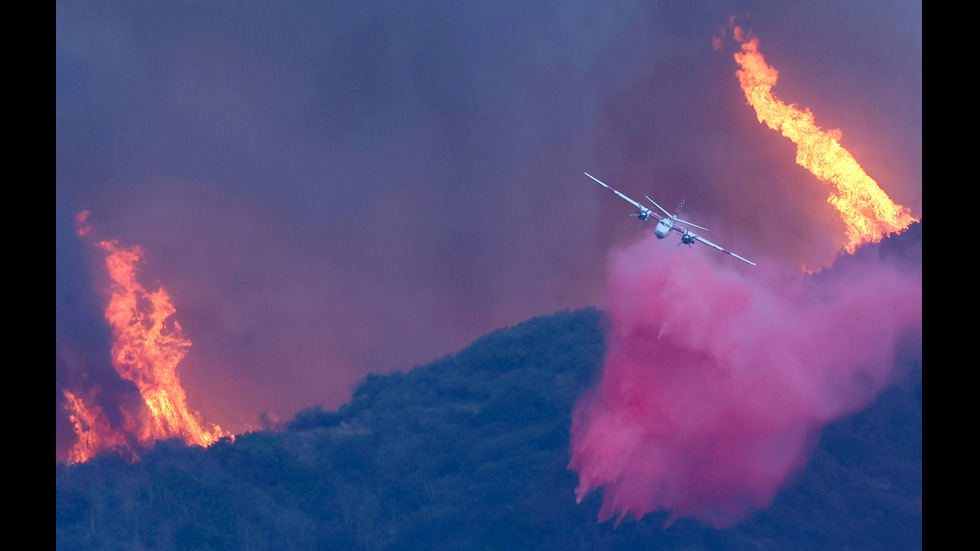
[569,233,921,528]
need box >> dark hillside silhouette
[57,305,921,550]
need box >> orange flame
[98,238,228,446]
[61,389,137,464]
[62,216,230,463]
[731,27,918,253]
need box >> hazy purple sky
[56,0,921,451]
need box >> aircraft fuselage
[586,171,755,265]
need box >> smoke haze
[56,0,920,460]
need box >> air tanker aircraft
[586,172,755,265]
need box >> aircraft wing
[690,232,756,266]
[673,217,709,232]
[585,172,660,218]
[644,195,674,218]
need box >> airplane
[586,172,756,265]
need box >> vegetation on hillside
[56,307,921,550]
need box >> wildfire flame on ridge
[62,212,230,464]
[62,389,137,464]
[731,27,918,253]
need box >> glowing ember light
[731,27,918,253]
[62,214,230,464]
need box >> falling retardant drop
[568,233,921,528]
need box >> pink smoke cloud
[569,232,921,528]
